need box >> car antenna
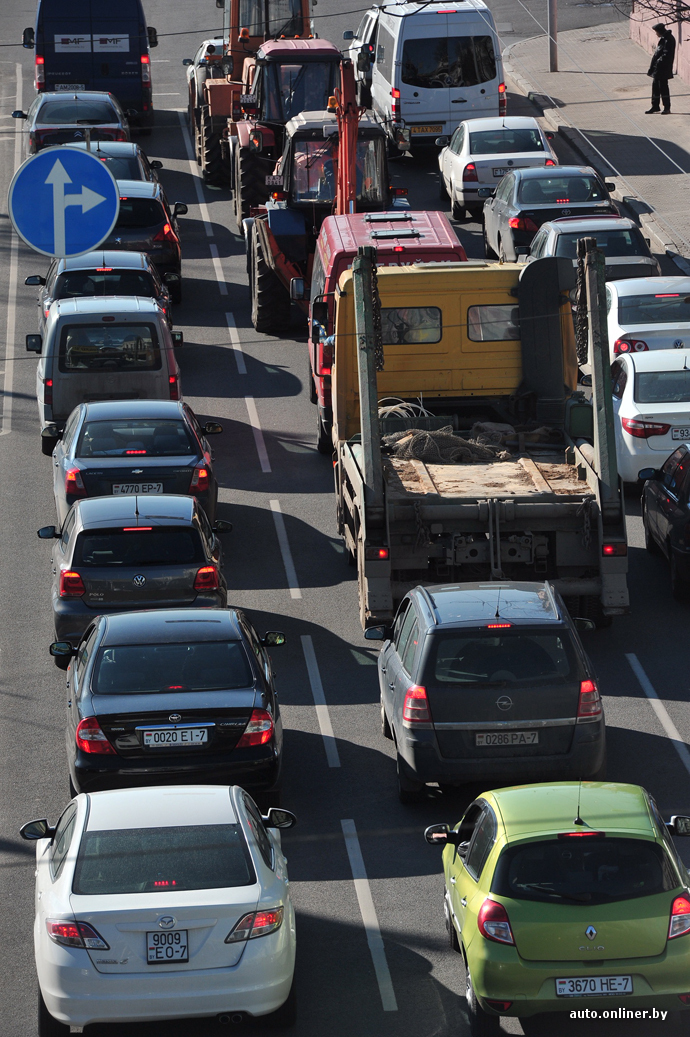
[573,780,586,826]
[495,587,501,618]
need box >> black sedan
[640,444,690,600]
[51,608,285,805]
[50,400,222,525]
[483,165,618,262]
[12,91,130,157]
[65,140,163,182]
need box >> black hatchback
[640,444,690,600]
[52,608,285,805]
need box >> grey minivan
[366,582,605,802]
[27,296,182,454]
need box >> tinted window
[496,174,514,202]
[517,176,605,204]
[73,527,204,566]
[469,129,544,155]
[51,805,78,880]
[116,199,166,229]
[75,624,99,686]
[619,292,690,325]
[468,305,519,342]
[58,322,161,373]
[93,641,252,694]
[555,228,647,260]
[492,837,677,904]
[610,360,627,399]
[244,795,273,869]
[54,271,156,300]
[77,419,196,458]
[73,824,256,894]
[401,621,420,674]
[430,631,580,685]
[38,101,118,125]
[635,370,690,404]
[666,457,690,498]
[465,809,495,880]
[98,156,142,179]
[396,604,417,654]
[401,36,496,89]
[376,24,396,83]
[61,508,77,547]
[381,307,441,344]
[265,62,337,121]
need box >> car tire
[443,894,461,953]
[465,966,501,1037]
[498,236,509,263]
[396,753,423,804]
[38,990,69,1037]
[643,507,660,555]
[438,172,447,200]
[670,550,690,601]
[316,406,331,454]
[251,223,292,334]
[268,977,296,1029]
[381,698,393,740]
[469,207,484,222]
[308,358,318,404]
[451,189,464,222]
[41,436,58,457]
[483,226,496,259]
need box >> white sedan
[22,785,297,1034]
[611,350,690,482]
[606,276,690,360]
[437,116,557,221]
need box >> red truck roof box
[320,210,467,260]
[257,39,341,59]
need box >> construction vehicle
[331,247,629,630]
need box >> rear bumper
[53,593,227,646]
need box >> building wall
[630,3,688,83]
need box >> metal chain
[578,497,593,550]
[414,501,431,547]
[575,240,589,367]
[371,255,384,371]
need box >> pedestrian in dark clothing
[646,22,676,114]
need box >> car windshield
[97,156,142,179]
[492,837,678,904]
[39,101,118,125]
[469,129,545,155]
[401,36,497,89]
[429,630,580,685]
[73,528,204,566]
[291,138,385,206]
[555,228,647,260]
[115,199,166,229]
[264,61,338,121]
[77,419,196,457]
[635,370,690,403]
[92,641,253,693]
[73,824,256,895]
[54,271,156,301]
[517,176,605,204]
[58,323,161,373]
[618,292,690,325]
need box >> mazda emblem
[158,916,175,929]
[585,925,597,940]
[132,574,146,587]
[496,695,513,711]
[169,714,181,723]
[561,208,571,215]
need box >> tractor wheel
[250,223,291,334]
[235,146,269,234]
[200,107,224,186]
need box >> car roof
[381,0,490,15]
[100,607,244,645]
[38,91,116,104]
[516,165,598,179]
[626,350,690,372]
[258,38,341,60]
[51,295,161,317]
[548,216,636,232]
[322,210,464,254]
[199,37,225,51]
[82,399,184,421]
[415,581,562,627]
[75,494,195,529]
[489,782,655,840]
[58,250,149,272]
[63,141,141,157]
[84,784,239,831]
[464,116,542,132]
[115,179,160,199]
[609,276,690,296]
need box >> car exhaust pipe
[216,1013,245,1025]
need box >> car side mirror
[342,29,354,40]
[514,246,530,256]
[125,109,138,118]
[37,525,59,539]
[204,421,223,435]
[546,131,555,140]
[22,27,35,49]
[171,332,184,347]
[263,807,297,830]
[668,815,690,836]
[182,58,193,66]
[356,49,371,72]
[42,424,62,441]
[26,334,42,352]
[262,631,286,647]
[573,618,596,633]
[147,26,158,48]
[20,818,54,841]
[424,823,463,847]
[12,110,27,120]
[213,519,233,534]
[638,467,658,482]
[163,271,180,285]
[50,641,75,658]
[435,136,449,147]
[150,160,163,170]
[290,277,305,301]
[364,625,388,641]
[25,275,46,286]
[605,182,616,191]
[173,202,188,217]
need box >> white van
[368,0,505,149]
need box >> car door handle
[460,897,467,907]
[452,98,467,103]
[388,682,395,690]
[381,666,386,674]
[450,876,456,884]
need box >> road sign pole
[548,0,558,72]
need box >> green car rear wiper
[520,883,592,902]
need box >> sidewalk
[503,22,690,274]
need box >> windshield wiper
[520,883,592,902]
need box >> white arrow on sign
[45,158,107,256]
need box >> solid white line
[626,653,690,777]
[176,110,214,238]
[1,64,22,438]
[245,396,271,473]
[225,312,246,374]
[300,636,340,767]
[269,500,302,600]
[209,243,228,295]
[341,819,398,1012]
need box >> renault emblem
[585,925,597,940]
[497,695,513,711]
[158,916,175,929]
[132,574,146,587]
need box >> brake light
[478,899,514,945]
[577,679,602,721]
[498,81,507,117]
[95,267,113,272]
[46,920,109,949]
[621,417,671,439]
[59,571,85,598]
[236,708,274,747]
[113,130,128,141]
[613,337,647,355]
[225,906,283,942]
[194,565,219,591]
[65,467,86,498]
[508,216,539,232]
[394,245,404,252]
[669,896,690,939]
[558,830,605,838]
[545,158,556,166]
[35,54,45,89]
[153,223,179,244]
[391,88,401,120]
[141,53,151,83]
[602,542,627,556]
[403,685,430,723]
[463,163,478,183]
[487,623,511,629]
[317,339,334,374]
[44,378,53,406]
[123,527,152,531]
[169,374,179,400]
[75,717,115,755]
[189,464,209,493]
[365,546,389,560]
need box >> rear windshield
[555,228,647,260]
[429,630,581,685]
[58,323,161,373]
[264,61,338,121]
[116,199,166,229]
[73,527,204,566]
[98,156,142,180]
[73,824,256,895]
[291,138,385,206]
[469,129,544,155]
[93,641,253,694]
[492,837,677,904]
[517,176,605,204]
[77,419,196,457]
[618,292,690,325]
[55,271,156,300]
[39,101,118,125]
[635,370,690,404]
[401,36,497,89]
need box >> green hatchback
[425,782,690,1035]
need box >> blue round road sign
[8,146,120,258]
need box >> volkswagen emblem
[158,916,175,930]
[674,339,685,349]
[497,695,513,711]
[561,208,571,215]
[132,574,146,587]
[169,714,181,723]
[585,925,597,941]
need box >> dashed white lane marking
[245,397,270,472]
[176,110,213,237]
[269,500,302,599]
[209,243,228,295]
[301,635,340,767]
[225,313,246,374]
[626,653,690,777]
[1,64,22,438]
[341,819,398,1012]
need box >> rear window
[518,176,605,204]
[39,101,118,125]
[492,837,678,904]
[469,129,544,155]
[73,824,256,895]
[58,322,161,373]
[93,641,253,694]
[54,271,156,300]
[618,292,690,325]
[400,36,497,90]
[635,370,690,404]
[73,527,204,567]
[116,199,166,229]
[291,139,386,207]
[77,419,196,457]
[468,304,519,342]
[98,156,142,180]
[555,228,647,260]
[381,306,442,344]
[430,630,581,685]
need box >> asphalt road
[0,1,688,1036]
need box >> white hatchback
[22,785,297,1034]
[606,276,690,361]
[611,350,690,482]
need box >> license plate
[493,167,509,176]
[147,930,189,964]
[55,83,86,91]
[112,482,163,494]
[143,727,208,747]
[672,427,690,440]
[475,731,539,746]
[410,124,443,134]
[556,975,633,997]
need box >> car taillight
[669,896,690,939]
[153,223,179,244]
[194,565,219,591]
[47,920,109,949]
[613,337,647,355]
[75,717,116,755]
[402,685,431,723]
[602,542,627,556]
[508,216,540,232]
[621,417,671,439]
[545,158,556,166]
[113,129,128,141]
[478,899,514,945]
[65,467,86,498]
[35,55,45,89]
[189,464,209,493]
[141,54,151,83]
[391,87,401,120]
[463,163,478,183]
[168,374,179,400]
[225,906,283,942]
[44,378,53,406]
[236,708,274,747]
[317,339,334,375]
[59,570,85,598]
[498,81,507,116]
[577,679,602,721]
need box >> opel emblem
[585,925,597,940]
[674,339,685,349]
[158,916,175,929]
[497,695,513,711]
[132,574,146,587]
[561,208,571,215]
[169,714,181,723]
